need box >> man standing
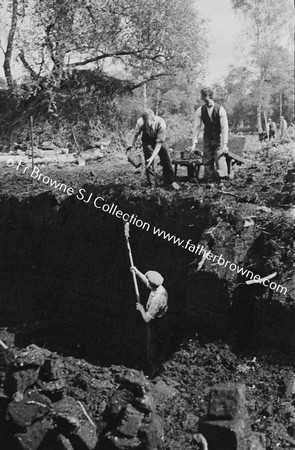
[129,109,179,189]
[130,266,168,378]
[191,88,229,184]
[266,118,276,140]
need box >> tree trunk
[18,50,38,80]
[257,104,263,133]
[263,111,268,136]
[256,76,264,133]
[279,91,282,120]
[294,8,295,124]
[52,44,67,87]
[4,0,18,90]
[155,79,161,115]
[143,83,147,109]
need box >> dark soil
[0,135,295,449]
[1,329,295,449]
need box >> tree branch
[129,73,168,91]
[18,50,39,79]
[45,23,56,65]
[68,48,153,67]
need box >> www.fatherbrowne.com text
[7,159,287,295]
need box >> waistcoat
[201,104,221,140]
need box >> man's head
[201,88,214,107]
[142,109,155,126]
[145,270,164,290]
[268,118,271,122]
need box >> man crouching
[129,109,179,190]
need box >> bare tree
[3,0,18,89]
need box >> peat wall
[0,188,221,369]
[0,187,294,368]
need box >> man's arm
[146,142,162,168]
[130,266,149,287]
[136,303,153,323]
[191,107,202,151]
[136,291,167,323]
[146,119,167,168]
[129,119,143,147]
[219,107,229,150]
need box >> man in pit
[130,266,168,377]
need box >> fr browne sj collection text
[7,158,287,295]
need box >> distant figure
[280,116,290,139]
[129,109,179,190]
[258,131,268,143]
[191,88,229,185]
[266,118,276,140]
[130,266,168,377]
[288,122,295,139]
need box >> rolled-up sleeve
[219,106,229,145]
[146,301,160,319]
[146,292,167,319]
[155,119,167,143]
[193,107,202,144]
[131,118,144,146]
[134,118,144,137]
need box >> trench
[229,231,295,356]
[0,185,294,371]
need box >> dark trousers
[203,136,228,179]
[146,315,169,377]
[142,139,174,186]
[269,130,275,139]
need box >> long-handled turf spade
[0,339,8,351]
[124,222,141,304]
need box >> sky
[196,0,245,84]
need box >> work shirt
[193,102,228,146]
[266,121,276,133]
[133,116,167,144]
[146,285,168,321]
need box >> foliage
[230,0,294,130]
[0,0,207,149]
[222,66,261,130]
[0,69,130,151]
[164,113,192,145]
[114,71,198,146]
[1,0,207,87]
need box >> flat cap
[145,271,164,286]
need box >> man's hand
[222,144,229,155]
[136,302,144,313]
[190,142,197,153]
[130,266,138,274]
[146,156,154,168]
